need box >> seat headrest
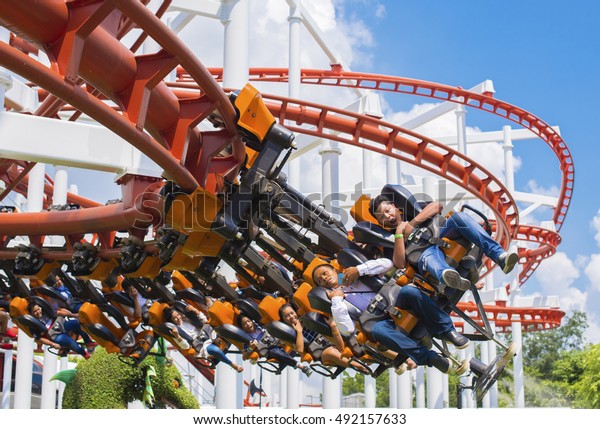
[235,298,262,323]
[380,184,431,223]
[265,320,296,345]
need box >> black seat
[215,324,253,345]
[17,314,48,337]
[234,298,262,323]
[265,321,296,344]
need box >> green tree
[570,344,600,408]
[522,310,588,378]
[342,369,390,407]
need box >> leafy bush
[62,348,199,409]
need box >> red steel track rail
[177,67,572,287]
[0,3,570,330]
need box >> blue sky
[55,0,600,341]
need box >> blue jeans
[206,343,233,366]
[371,286,455,366]
[268,347,298,370]
[53,319,91,357]
[418,212,505,283]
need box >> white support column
[488,321,499,408]
[56,356,68,409]
[389,369,397,408]
[396,160,403,185]
[480,340,490,408]
[1,351,13,409]
[442,373,449,408]
[363,150,373,190]
[14,163,46,409]
[512,290,525,408]
[397,370,412,409]
[221,0,249,90]
[286,0,302,188]
[319,139,341,217]
[50,167,68,247]
[0,56,13,411]
[455,104,467,161]
[40,348,58,409]
[386,156,397,185]
[322,375,341,409]
[286,366,300,408]
[364,371,376,408]
[415,366,425,408]
[460,323,475,409]
[215,362,240,409]
[279,367,287,407]
[426,367,443,409]
[503,125,515,193]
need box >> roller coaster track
[176,68,569,287]
[0,2,571,330]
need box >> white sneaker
[441,269,470,291]
[499,251,519,274]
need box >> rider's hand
[326,289,345,300]
[342,267,359,284]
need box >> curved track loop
[259,94,518,247]
[187,66,574,231]
[454,302,565,334]
[177,67,572,287]
[0,0,247,240]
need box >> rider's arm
[406,202,443,232]
[356,258,394,276]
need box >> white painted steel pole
[0,59,14,410]
[287,0,302,188]
[426,367,443,409]
[319,139,341,217]
[455,104,467,161]
[389,369,397,408]
[512,290,525,407]
[215,363,239,409]
[386,156,396,185]
[364,370,376,408]
[480,340,490,408]
[14,163,46,409]
[488,320,499,408]
[322,375,341,409]
[221,0,249,90]
[56,355,68,409]
[286,366,299,408]
[415,366,425,408]
[1,351,13,409]
[397,370,412,409]
[503,126,515,193]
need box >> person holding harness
[238,313,313,376]
[313,261,465,373]
[369,194,518,291]
[27,301,92,359]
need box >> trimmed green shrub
[61,348,199,409]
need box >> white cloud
[374,3,386,19]
[592,209,600,247]
[526,179,560,197]
[584,253,600,292]
[534,251,580,294]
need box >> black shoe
[499,250,519,274]
[444,330,470,350]
[428,353,451,374]
[441,269,470,291]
